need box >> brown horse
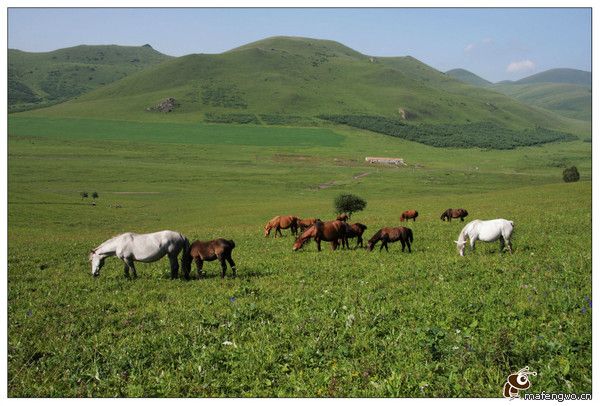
[400,210,419,222]
[293,220,347,251]
[182,239,236,279]
[336,213,349,222]
[264,215,299,237]
[343,222,368,248]
[298,218,321,232]
[440,208,469,222]
[367,227,413,252]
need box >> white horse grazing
[89,230,190,278]
[455,219,514,256]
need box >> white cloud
[506,59,535,73]
[464,38,494,53]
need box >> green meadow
[7,116,591,397]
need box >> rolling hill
[513,68,591,86]
[13,36,587,147]
[446,67,591,122]
[8,44,173,112]
[445,68,491,87]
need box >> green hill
[444,67,591,122]
[490,82,591,121]
[514,68,591,86]
[445,68,491,87]
[14,36,587,147]
[8,44,172,112]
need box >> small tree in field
[80,191,88,200]
[563,166,580,183]
[334,193,367,219]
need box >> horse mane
[368,229,384,244]
[457,220,478,242]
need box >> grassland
[7,115,591,397]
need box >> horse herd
[88,208,515,279]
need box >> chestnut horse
[336,213,349,222]
[298,217,321,232]
[440,208,469,222]
[367,227,413,253]
[293,220,347,251]
[400,210,419,222]
[182,238,236,279]
[264,215,299,237]
[343,222,368,248]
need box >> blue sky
[8,7,591,82]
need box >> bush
[334,194,367,218]
[563,166,580,183]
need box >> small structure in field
[365,157,406,166]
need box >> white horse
[89,230,190,278]
[455,219,514,256]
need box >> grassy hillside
[8,44,172,112]
[514,68,591,86]
[490,82,591,121]
[445,68,491,87]
[7,116,591,396]
[15,36,581,138]
[444,67,591,122]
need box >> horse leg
[124,259,137,278]
[195,258,204,278]
[123,262,131,278]
[407,239,412,253]
[219,257,227,279]
[357,236,363,248]
[499,237,505,253]
[470,238,476,252]
[401,239,406,252]
[507,239,513,254]
[316,238,322,252]
[168,254,179,279]
[276,226,282,238]
[226,255,237,277]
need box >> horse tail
[228,239,236,249]
[407,228,413,243]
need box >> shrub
[334,194,367,218]
[563,166,580,183]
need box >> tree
[563,166,580,183]
[334,194,367,218]
[80,191,88,200]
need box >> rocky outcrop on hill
[146,97,179,112]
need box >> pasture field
[7,116,591,397]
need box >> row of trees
[319,114,577,150]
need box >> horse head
[89,250,105,277]
[454,240,466,256]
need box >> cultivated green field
[7,116,591,397]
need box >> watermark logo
[503,366,537,399]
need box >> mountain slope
[514,68,591,86]
[8,44,173,111]
[445,68,491,87]
[490,82,591,121]
[16,36,579,135]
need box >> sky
[7,7,592,82]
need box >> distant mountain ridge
[446,67,591,121]
[15,36,580,138]
[8,44,172,111]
